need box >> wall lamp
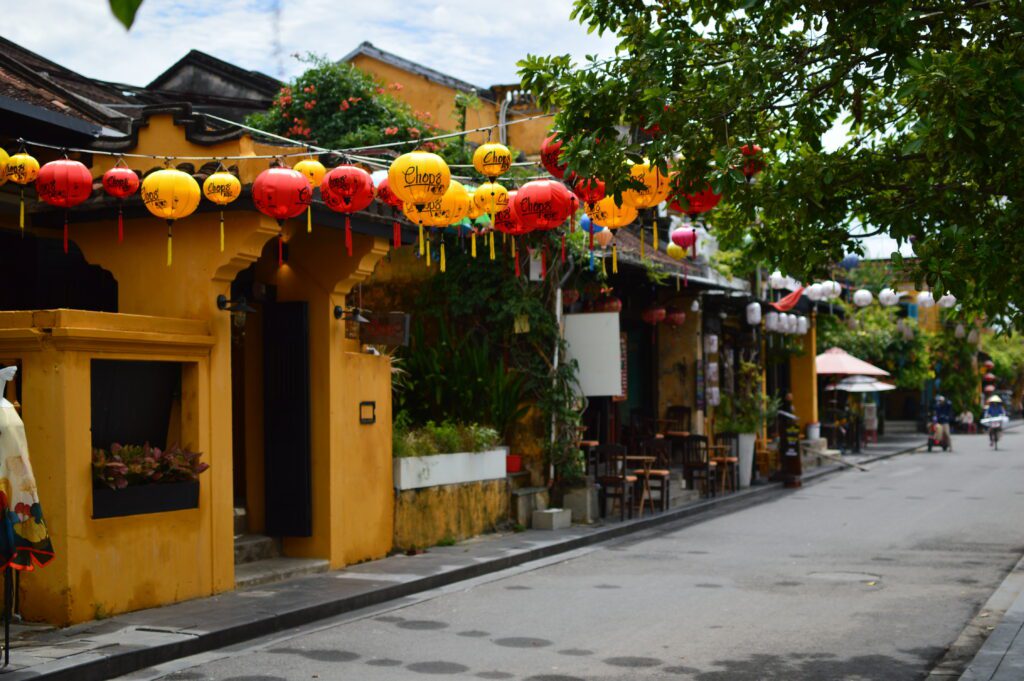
[334,305,370,324]
[217,294,256,328]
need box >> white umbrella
[826,375,897,392]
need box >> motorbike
[927,417,950,452]
[981,414,1008,450]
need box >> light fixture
[334,305,370,324]
[216,294,255,328]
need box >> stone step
[506,471,533,490]
[235,557,330,589]
[234,534,280,565]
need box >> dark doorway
[0,230,116,312]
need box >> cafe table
[624,454,656,516]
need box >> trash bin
[806,422,820,440]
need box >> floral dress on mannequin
[0,367,53,570]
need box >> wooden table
[625,455,656,516]
[708,444,736,493]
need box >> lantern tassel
[167,223,173,267]
[118,205,125,243]
[440,242,446,273]
[652,220,659,251]
[640,227,646,259]
[676,275,681,291]
[514,245,520,277]
[307,206,312,233]
[219,211,225,252]
[542,244,548,279]
[63,211,69,254]
[489,231,495,260]
[426,239,432,268]
[560,233,566,264]
[612,245,618,274]
[589,227,594,251]
[589,249,595,271]
[345,216,353,257]
[19,190,24,235]
[570,213,575,233]
[393,221,401,248]
[419,223,425,256]
[471,232,477,258]
[600,255,607,276]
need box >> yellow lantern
[142,168,202,266]
[473,181,508,219]
[402,180,469,272]
[7,152,39,231]
[472,142,512,181]
[0,147,8,187]
[294,158,326,233]
[586,196,637,274]
[388,150,450,207]
[625,160,670,254]
[466,190,484,220]
[666,242,686,260]
[203,171,242,252]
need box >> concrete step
[234,534,280,565]
[235,557,330,589]
[507,471,532,490]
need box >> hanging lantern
[983,372,996,383]
[203,170,242,252]
[625,160,671,209]
[586,195,638,229]
[376,176,405,248]
[665,308,686,327]
[387,150,450,207]
[540,133,567,179]
[36,159,93,254]
[573,177,606,209]
[983,359,995,370]
[641,304,667,326]
[984,384,996,394]
[7,152,40,232]
[852,289,873,307]
[102,164,140,242]
[0,147,8,187]
[594,227,614,248]
[141,168,202,266]
[253,167,312,223]
[666,243,686,260]
[293,158,326,188]
[600,296,623,313]
[473,181,509,219]
[806,283,824,301]
[968,329,981,345]
[765,312,779,332]
[691,299,701,312]
[321,165,375,256]
[670,226,698,256]
[513,179,571,232]
[824,281,842,299]
[938,292,957,309]
[740,144,765,180]
[472,142,512,181]
[746,302,762,326]
[769,270,787,290]
[669,181,721,218]
[879,288,900,306]
[797,316,810,335]
[492,190,521,233]
[916,291,935,308]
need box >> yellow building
[0,105,395,625]
[343,42,552,157]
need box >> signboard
[359,312,411,346]
[612,332,628,402]
[563,312,622,397]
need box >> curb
[11,440,921,681]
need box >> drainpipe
[551,257,576,482]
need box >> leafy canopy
[519,1,1024,325]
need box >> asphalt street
[126,430,1024,681]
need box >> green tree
[519,1,1024,325]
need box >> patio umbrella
[816,347,890,377]
[825,375,897,392]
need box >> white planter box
[393,447,509,491]
[738,432,756,488]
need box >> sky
[5,0,617,88]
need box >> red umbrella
[816,347,890,377]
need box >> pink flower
[376,87,385,94]
[407,127,420,138]
[384,126,399,136]
[340,100,350,111]
[303,100,316,110]
[389,82,404,91]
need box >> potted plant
[91,443,209,519]
[715,361,780,488]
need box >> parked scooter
[927,417,950,452]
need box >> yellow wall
[656,297,700,428]
[789,316,819,431]
[393,480,506,551]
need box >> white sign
[564,312,623,397]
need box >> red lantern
[321,165,375,256]
[670,184,722,217]
[641,305,667,326]
[102,165,140,243]
[664,308,687,327]
[983,359,995,370]
[562,289,580,307]
[253,167,312,223]
[540,134,567,179]
[36,159,94,254]
[983,372,997,383]
[376,177,404,248]
[573,178,606,207]
[740,144,765,180]
[984,384,996,394]
[599,296,622,313]
[513,180,571,232]
[493,190,522,234]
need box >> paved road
[127,431,1024,681]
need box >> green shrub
[392,419,501,458]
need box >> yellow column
[789,314,819,430]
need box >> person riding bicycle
[983,395,1007,448]
[932,395,954,450]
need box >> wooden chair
[664,405,692,434]
[595,443,635,521]
[680,435,717,498]
[638,438,672,512]
[712,433,740,493]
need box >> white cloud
[5,0,617,88]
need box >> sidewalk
[957,555,1024,680]
[1,434,921,681]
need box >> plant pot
[738,433,756,488]
[92,480,199,519]
[506,454,523,473]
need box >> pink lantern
[670,226,698,257]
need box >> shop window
[90,360,182,450]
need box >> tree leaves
[109,0,143,29]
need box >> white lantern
[825,281,842,299]
[769,270,787,290]
[853,289,873,307]
[968,329,980,345]
[938,292,957,309]
[806,283,823,301]
[691,299,701,312]
[954,323,966,339]
[746,302,762,326]
[765,311,779,332]
[917,291,935,308]
[797,316,809,335]
[879,288,899,306]
[784,314,795,333]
